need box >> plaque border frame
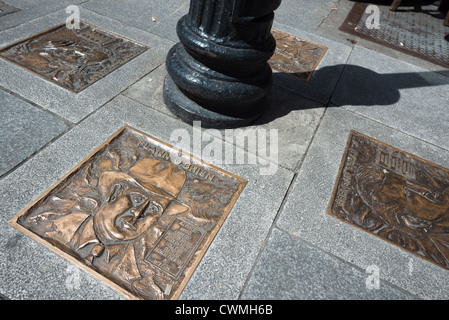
[0,21,150,93]
[327,130,449,271]
[9,125,247,299]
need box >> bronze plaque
[328,131,449,270]
[9,126,247,300]
[0,22,149,93]
[0,1,19,17]
[269,29,328,82]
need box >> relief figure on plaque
[355,163,449,267]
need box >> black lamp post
[163,0,282,128]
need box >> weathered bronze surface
[0,1,19,18]
[269,29,328,82]
[9,126,247,300]
[328,131,449,270]
[0,22,149,92]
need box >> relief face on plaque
[0,22,149,92]
[269,29,328,82]
[329,131,449,270]
[10,127,246,300]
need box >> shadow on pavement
[257,64,449,125]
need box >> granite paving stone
[241,228,414,300]
[271,23,353,105]
[317,1,449,74]
[81,0,189,40]
[0,92,294,300]
[0,1,19,19]
[0,89,68,177]
[1,0,448,302]
[0,0,86,31]
[124,64,326,172]
[276,107,449,300]
[147,2,190,42]
[275,0,340,32]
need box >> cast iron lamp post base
[163,0,282,129]
[163,72,264,129]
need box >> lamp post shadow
[255,64,449,125]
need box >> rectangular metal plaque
[269,29,328,82]
[9,126,247,300]
[328,131,449,271]
[0,1,19,18]
[0,22,149,93]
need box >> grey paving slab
[241,228,414,300]
[332,45,449,150]
[147,2,189,43]
[81,0,189,42]
[276,107,449,300]
[0,230,124,300]
[275,0,339,32]
[0,0,86,31]
[0,93,294,300]
[271,23,353,105]
[124,64,326,172]
[0,89,68,177]
[1,0,447,302]
[0,8,174,123]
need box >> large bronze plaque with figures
[269,29,328,82]
[9,126,247,300]
[0,22,149,92]
[328,131,449,271]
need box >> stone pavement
[0,0,448,300]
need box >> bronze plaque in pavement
[269,29,328,82]
[328,131,449,270]
[0,22,149,93]
[9,126,247,300]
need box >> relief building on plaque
[10,127,247,300]
[329,131,449,270]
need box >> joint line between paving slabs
[325,43,356,104]
[0,86,75,181]
[339,106,449,154]
[237,172,298,300]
